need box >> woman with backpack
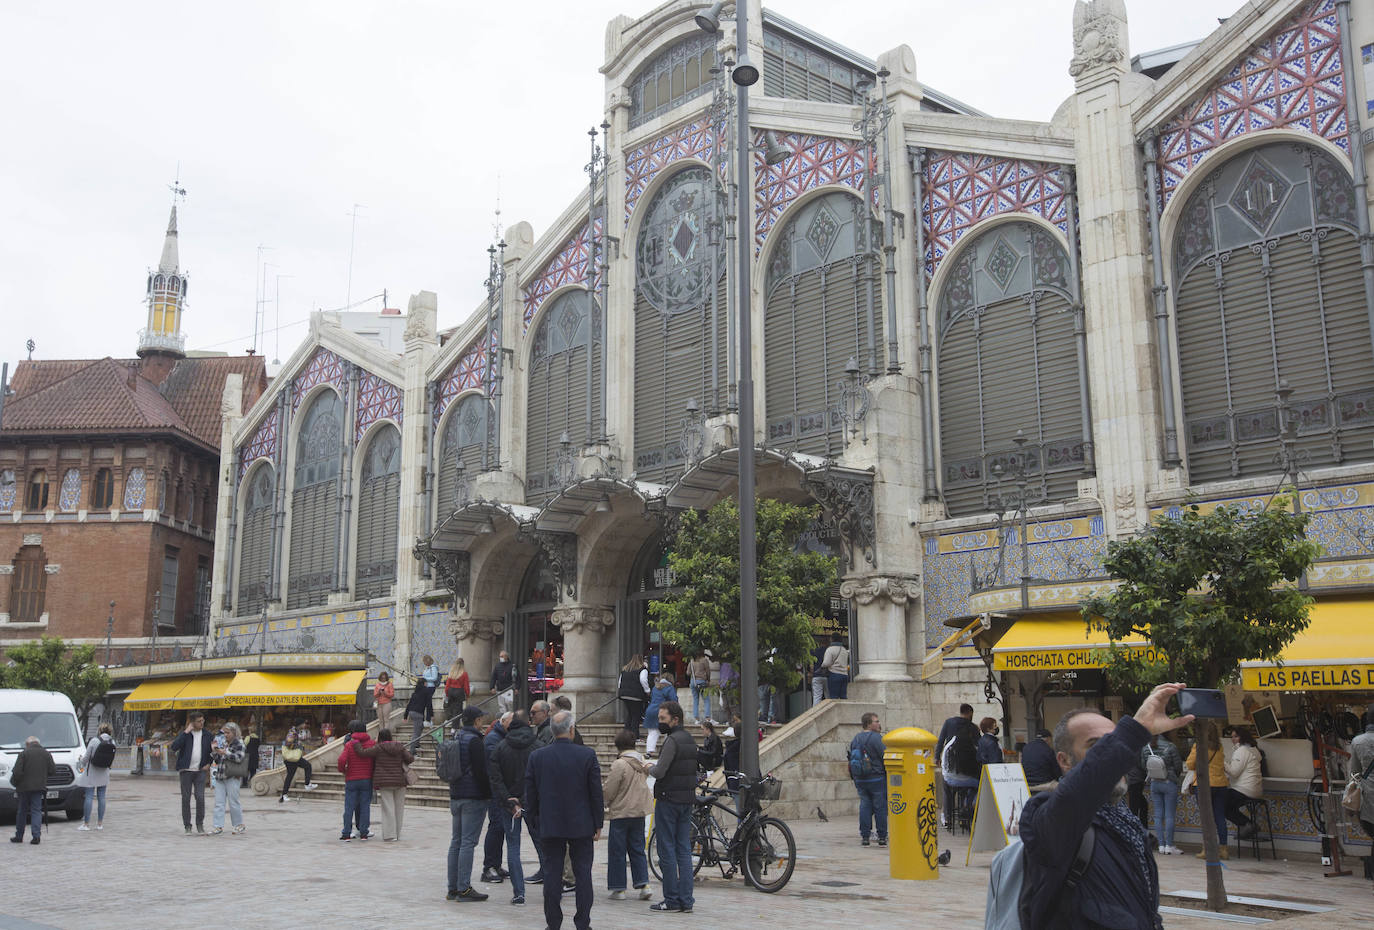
[1142,732,1183,854]
[210,721,248,835]
[78,723,116,831]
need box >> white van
[0,689,86,820]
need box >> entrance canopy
[171,674,237,709]
[1240,597,1374,690]
[665,446,827,509]
[431,500,540,549]
[991,612,1151,672]
[535,476,668,532]
[221,669,367,706]
[124,677,192,711]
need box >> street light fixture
[695,1,727,34]
[761,130,790,166]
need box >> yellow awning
[124,677,192,711]
[922,614,992,680]
[1240,597,1374,690]
[992,612,1152,672]
[171,674,237,709]
[222,669,367,706]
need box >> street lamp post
[105,601,116,667]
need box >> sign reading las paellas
[1242,664,1374,690]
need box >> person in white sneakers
[1142,731,1183,854]
[279,729,318,802]
[78,723,117,831]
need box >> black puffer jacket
[10,744,56,792]
[490,721,538,810]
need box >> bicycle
[648,773,796,893]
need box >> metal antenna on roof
[346,203,366,307]
[252,245,274,355]
[492,175,503,241]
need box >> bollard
[883,726,939,880]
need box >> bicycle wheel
[741,816,796,892]
[648,821,706,880]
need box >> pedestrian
[849,712,887,847]
[169,712,213,836]
[1143,732,1183,855]
[809,643,828,706]
[1351,705,1374,878]
[643,676,677,756]
[723,722,741,777]
[406,679,433,754]
[491,650,516,714]
[9,736,55,845]
[1016,682,1193,928]
[935,703,975,763]
[78,723,116,831]
[242,719,260,788]
[1126,743,1150,833]
[489,709,538,905]
[524,710,603,930]
[688,653,712,724]
[445,657,471,724]
[356,727,414,842]
[976,716,1003,767]
[1224,727,1263,840]
[279,730,317,802]
[553,694,584,744]
[373,671,395,730]
[1185,729,1230,858]
[421,653,442,692]
[336,719,376,841]
[481,711,513,885]
[617,654,651,738]
[525,699,554,884]
[819,634,850,700]
[942,715,981,830]
[1021,727,1059,792]
[646,700,697,913]
[717,660,738,720]
[697,719,723,774]
[446,705,492,902]
[604,728,654,902]
[210,722,248,835]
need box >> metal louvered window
[287,390,342,610]
[764,191,882,457]
[936,221,1084,517]
[1173,142,1374,483]
[762,27,867,104]
[629,33,717,129]
[633,167,729,483]
[526,290,601,503]
[236,464,275,616]
[356,424,400,599]
[159,547,179,630]
[436,393,488,526]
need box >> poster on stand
[967,763,1031,864]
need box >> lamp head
[763,130,789,166]
[732,53,760,87]
[594,494,613,514]
[695,0,726,34]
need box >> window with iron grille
[629,32,717,129]
[1172,142,1374,483]
[91,468,114,510]
[436,393,488,526]
[764,190,882,456]
[193,557,211,636]
[26,469,49,511]
[762,27,867,105]
[526,290,600,503]
[160,547,179,631]
[236,464,275,616]
[355,424,400,599]
[9,545,46,622]
[288,390,343,610]
[936,221,1084,517]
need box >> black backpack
[436,732,472,783]
[91,739,117,769]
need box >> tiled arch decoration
[355,369,403,442]
[753,132,869,251]
[237,408,279,480]
[1152,0,1347,210]
[623,119,719,223]
[290,347,348,411]
[432,333,495,428]
[520,219,603,332]
[919,151,1070,278]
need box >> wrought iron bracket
[413,538,470,611]
[517,527,578,602]
[803,465,877,569]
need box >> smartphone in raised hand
[1176,688,1228,719]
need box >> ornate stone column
[839,572,920,683]
[450,614,505,694]
[551,605,615,695]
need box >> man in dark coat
[524,710,603,930]
[489,710,538,904]
[9,736,55,844]
[1018,683,1193,930]
[480,711,512,885]
[1021,727,1059,790]
[446,705,492,902]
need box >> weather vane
[26,339,35,360]
[169,163,187,204]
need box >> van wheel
[66,807,83,821]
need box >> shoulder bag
[1341,755,1374,813]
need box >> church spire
[138,195,188,362]
[158,205,179,274]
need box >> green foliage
[1082,496,1319,692]
[0,637,112,719]
[648,497,838,692]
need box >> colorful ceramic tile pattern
[520,219,604,332]
[754,132,868,251]
[624,119,718,222]
[433,333,495,427]
[58,468,81,512]
[921,152,1070,278]
[291,347,348,412]
[237,408,279,480]
[355,369,403,442]
[1154,0,1347,209]
[122,466,147,511]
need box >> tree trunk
[1194,721,1229,911]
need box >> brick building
[0,206,266,659]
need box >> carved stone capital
[839,573,921,607]
[550,606,615,635]
[450,616,505,643]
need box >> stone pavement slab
[3,776,1373,929]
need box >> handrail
[578,692,623,722]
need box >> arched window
[25,470,48,511]
[936,221,1085,517]
[1172,142,1373,482]
[91,468,114,510]
[629,33,717,128]
[633,166,728,482]
[287,390,342,609]
[355,424,401,599]
[764,190,881,455]
[122,466,147,510]
[9,545,47,622]
[174,478,188,522]
[435,393,488,524]
[237,464,275,616]
[526,289,599,501]
[58,468,81,512]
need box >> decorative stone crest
[1113,485,1138,533]
[839,573,920,606]
[551,606,615,635]
[450,616,505,643]
[413,539,470,610]
[1068,0,1126,79]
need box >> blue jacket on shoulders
[524,738,604,840]
[168,729,214,772]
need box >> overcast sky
[0,0,1242,371]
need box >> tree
[1081,497,1318,911]
[648,497,838,696]
[0,637,113,728]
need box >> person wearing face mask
[491,651,516,714]
[976,716,1003,767]
[645,701,697,913]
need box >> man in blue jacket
[524,710,603,930]
[1018,683,1193,930]
[169,713,214,835]
[447,705,492,903]
[480,711,512,885]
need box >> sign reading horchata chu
[1241,664,1374,690]
[992,644,1159,672]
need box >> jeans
[541,836,593,930]
[827,671,849,699]
[811,674,827,705]
[341,779,371,838]
[447,797,487,892]
[1151,780,1179,847]
[855,777,887,840]
[83,784,107,824]
[758,685,775,722]
[483,798,506,870]
[407,710,426,752]
[1206,784,1228,845]
[500,807,526,898]
[526,814,546,877]
[179,769,207,828]
[607,816,648,891]
[691,681,710,722]
[14,791,42,839]
[213,775,243,829]
[1224,787,1255,828]
[654,800,695,910]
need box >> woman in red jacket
[445,658,471,724]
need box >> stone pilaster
[395,290,437,673]
[839,572,920,683]
[209,373,244,633]
[551,605,615,694]
[450,614,505,693]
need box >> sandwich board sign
[966,763,1031,864]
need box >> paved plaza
[2,776,1373,929]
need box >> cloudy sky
[1,0,1241,370]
